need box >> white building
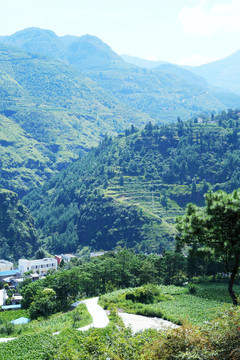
[61,254,76,262]
[18,258,57,275]
[0,260,13,272]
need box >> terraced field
[105,176,184,238]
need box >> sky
[1,0,240,66]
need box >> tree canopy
[177,189,240,305]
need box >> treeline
[19,248,225,319]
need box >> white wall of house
[0,260,13,272]
[61,254,76,262]
[18,258,57,275]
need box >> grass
[99,282,235,326]
[0,304,92,337]
[0,309,29,323]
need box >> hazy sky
[1,0,240,65]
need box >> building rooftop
[19,258,57,264]
[0,260,13,265]
[2,304,21,310]
[30,273,40,278]
[11,317,30,325]
[0,270,20,277]
[12,295,23,301]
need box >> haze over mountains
[1,27,239,195]
[1,28,239,122]
[122,49,240,100]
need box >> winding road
[0,296,178,342]
[76,296,109,331]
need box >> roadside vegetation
[0,304,91,338]
[100,282,236,325]
[1,305,240,359]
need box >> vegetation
[0,42,147,195]
[0,326,159,360]
[1,28,240,360]
[177,188,240,305]
[0,188,38,260]
[17,249,235,317]
[0,250,239,357]
[1,27,237,124]
[141,306,240,360]
[0,304,91,338]
[23,109,240,254]
[100,282,235,326]
[1,304,240,359]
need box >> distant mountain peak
[6,27,58,39]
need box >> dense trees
[18,248,228,319]
[0,189,38,261]
[23,109,240,255]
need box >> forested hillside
[0,189,38,260]
[1,27,237,122]
[23,109,240,255]
[0,43,147,195]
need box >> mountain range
[0,41,147,195]
[1,28,238,123]
[1,27,240,258]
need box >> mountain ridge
[0,27,236,122]
[0,42,148,196]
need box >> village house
[61,254,76,262]
[0,260,13,272]
[18,258,57,275]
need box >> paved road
[0,297,178,343]
[0,337,16,343]
[77,296,109,331]
[0,297,109,342]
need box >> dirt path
[119,312,179,334]
[0,297,179,343]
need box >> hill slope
[121,54,168,69]
[189,50,240,95]
[0,189,38,260]
[0,27,234,122]
[23,109,240,254]
[0,43,148,195]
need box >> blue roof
[2,304,21,310]
[0,270,20,277]
[11,317,30,325]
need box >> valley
[1,25,240,359]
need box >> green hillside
[0,28,235,122]
[0,189,38,260]
[23,109,240,254]
[0,43,148,195]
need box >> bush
[0,322,14,335]
[188,284,197,295]
[141,307,240,359]
[125,284,161,304]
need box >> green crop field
[0,304,92,338]
[100,282,238,326]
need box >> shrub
[125,284,161,304]
[0,322,14,335]
[188,284,197,295]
